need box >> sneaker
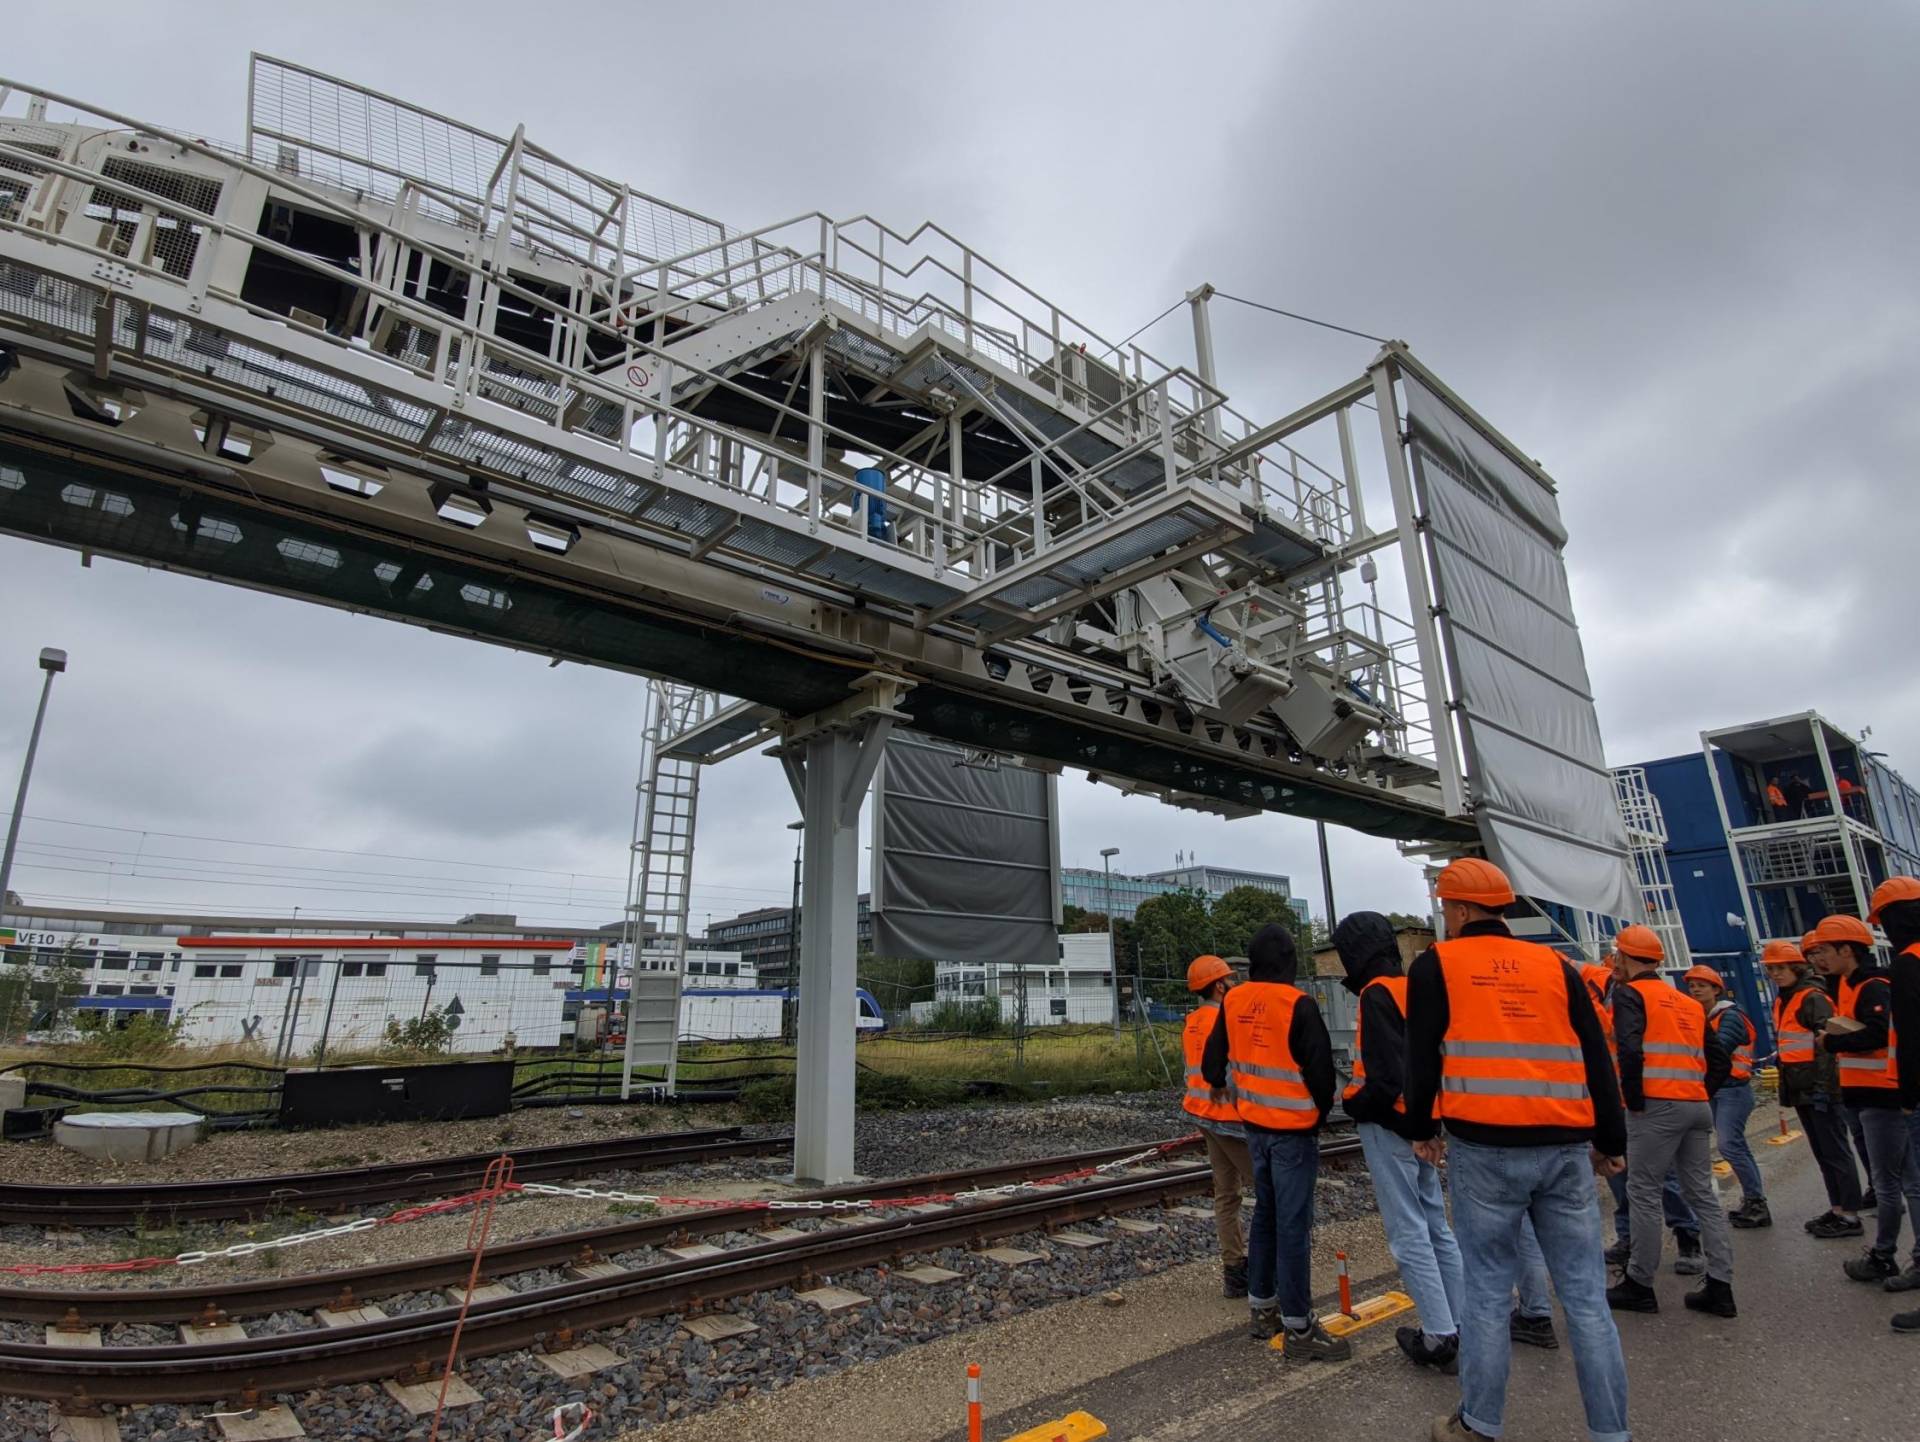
[1222,1260,1249,1299]
[1809,1213,1865,1240]
[1395,1326,1458,1374]
[1606,1276,1659,1313]
[1885,1265,1920,1294]
[1844,1250,1899,1283]
[1509,1309,1559,1350]
[1603,1236,1632,1265]
[1431,1411,1493,1441]
[1805,1211,1834,1232]
[1674,1234,1706,1276]
[1729,1198,1772,1229]
[1893,1307,1920,1333]
[1684,1277,1737,1317]
[1248,1306,1282,1341]
[1279,1317,1352,1362]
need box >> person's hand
[1813,1034,1829,1054]
[1591,1147,1625,1176]
[1628,1108,1644,1117]
[1209,1087,1228,1104]
[1413,1137,1446,1165]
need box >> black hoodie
[1884,899,1920,1112]
[1201,923,1336,1130]
[1332,912,1415,1139]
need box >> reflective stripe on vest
[1774,988,1816,1066]
[1181,1001,1240,1124]
[1343,975,1409,1113]
[1435,935,1595,1129]
[1836,972,1897,1091]
[1716,1007,1756,1082]
[1221,981,1319,1130]
[1632,976,1708,1101]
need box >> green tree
[856,953,935,1012]
[1132,888,1213,984]
[1210,885,1312,959]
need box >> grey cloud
[2,2,1913,932]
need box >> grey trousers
[1626,1099,1733,1286]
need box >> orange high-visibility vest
[1435,935,1594,1130]
[1343,975,1409,1114]
[1580,963,1618,1071]
[1767,783,1786,809]
[1714,1004,1755,1082]
[1835,971,1897,1091]
[1630,976,1708,1101]
[1773,988,1817,1066]
[1181,1000,1239,1124]
[1221,981,1319,1130]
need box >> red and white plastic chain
[0,1135,1201,1279]
[0,1182,520,1278]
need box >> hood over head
[1247,923,1298,985]
[1881,899,1920,955]
[1333,911,1401,994]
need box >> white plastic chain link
[174,1214,382,1266]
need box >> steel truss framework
[0,60,1611,1175]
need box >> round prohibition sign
[625,363,652,389]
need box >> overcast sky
[2,2,1915,934]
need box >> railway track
[0,1126,783,1228]
[0,1133,1362,1404]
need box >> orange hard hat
[1868,876,1920,923]
[1799,930,1821,954]
[1682,964,1726,989]
[1433,857,1515,907]
[1762,939,1806,966]
[1812,914,1875,948]
[1612,924,1666,963]
[1186,954,1232,993]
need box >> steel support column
[784,719,891,1184]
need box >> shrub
[921,1000,1002,1037]
[382,1012,455,1053]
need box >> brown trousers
[1205,1127,1255,1265]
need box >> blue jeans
[1711,1084,1764,1202]
[1850,1105,1920,1264]
[1246,1127,1318,1327]
[1516,1215,1553,1318]
[1449,1140,1629,1442]
[1607,1164,1696,1240]
[1358,1122,1464,1340]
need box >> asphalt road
[965,1129,1920,1442]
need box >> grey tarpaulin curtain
[869,731,1061,966]
[1402,372,1641,921]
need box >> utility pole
[784,819,804,1038]
[1315,820,1337,939]
[1101,847,1121,1036]
[0,648,68,912]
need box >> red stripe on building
[177,936,574,950]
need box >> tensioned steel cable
[1211,290,1389,345]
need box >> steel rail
[0,1137,1208,1326]
[0,1127,781,1228]
[0,1136,1362,1403]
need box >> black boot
[1729,1197,1772,1229]
[1222,1260,1249,1299]
[1248,1306,1282,1341]
[1602,1235,1631,1266]
[1684,1276,1737,1317]
[1396,1326,1459,1374]
[1606,1276,1659,1313]
[1673,1232,1705,1275]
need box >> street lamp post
[1100,847,1121,1036]
[0,648,67,912]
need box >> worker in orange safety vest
[1181,953,1255,1299]
[1605,927,1735,1317]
